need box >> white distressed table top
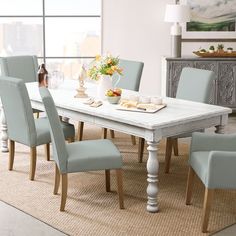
[26,80,232,131]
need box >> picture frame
[176,0,236,42]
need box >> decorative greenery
[199,48,207,53]
[217,44,224,50]
[209,45,215,51]
[87,54,123,81]
[227,47,233,50]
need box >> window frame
[0,0,102,64]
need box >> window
[0,0,101,79]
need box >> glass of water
[48,71,64,89]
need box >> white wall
[102,0,174,96]
[102,0,236,95]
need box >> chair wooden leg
[138,138,145,163]
[77,121,84,141]
[202,188,214,233]
[172,138,179,156]
[60,174,68,211]
[9,140,15,170]
[34,112,40,119]
[105,170,111,192]
[165,138,173,173]
[102,128,107,139]
[110,130,115,138]
[45,143,50,161]
[131,135,136,145]
[29,147,37,181]
[116,169,124,209]
[67,137,75,143]
[54,164,60,195]
[185,167,195,205]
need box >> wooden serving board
[193,51,236,58]
[116,104,166,113]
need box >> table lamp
[164,4,190,58]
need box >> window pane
[45,18,101,57]
[45,0,101,15]
[0,18,43,57]
[45,58,93,80]
[0,0,42,15]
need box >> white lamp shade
[164,4,190,23]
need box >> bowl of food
[105,88,122,104]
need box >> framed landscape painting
[177,0,236,40]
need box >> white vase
[97,75,113,100]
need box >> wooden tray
[193,51,236,58]
[116,104,166,113]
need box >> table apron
[31,100,155,140]
[161,115,225,138]
[31,101,227,142]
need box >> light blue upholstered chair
[39,87,124,211]
[0,76,75,180]
[139,67,215,167]
[0,55,41,116]
[104,59,144,143]
[185,132,236,233]
[0,55,38,82]
[117,59,144,91]
[78,59,144,146]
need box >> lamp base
[171,35,181,58]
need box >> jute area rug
[0,125,235,236]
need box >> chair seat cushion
[35,118,75,146]
[189,151,210,186]
[66,139,122,173]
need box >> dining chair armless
[185,132,236,233]
[0,76,75,180]
[104,59,144,143]
[138,67,215,169]
[78,59,144,158]
[0,55,41,116]
[39,87,124,211]
[0,55,38,82]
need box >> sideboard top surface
[165,57,236,61]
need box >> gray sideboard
[165,57,236,110]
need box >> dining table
[0,79,232,213]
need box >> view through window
[0,0,101,79]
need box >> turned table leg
[215,124,225,134]
[0,107,9,152]
[215,114,228,134]
[146,141,159,213]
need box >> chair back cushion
[39,87,68,173]
[0,76,37,146]
[0,55,38,83]
[176,67,215,103]
[115,59,144,91]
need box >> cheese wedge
[137,103,157,110]
[120,100,138,108]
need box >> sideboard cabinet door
[167,61,194,97]
[194,61,218,104]
[165,58,236,110]
[217,62,236,107]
